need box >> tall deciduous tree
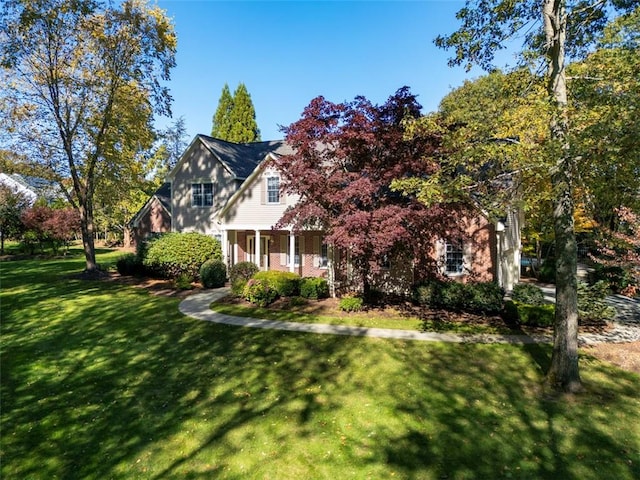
[0,0,176,273]
[271,87,469,296]
[435,0,636,392]
[211,83,261,142]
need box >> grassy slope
[1,252,639,479]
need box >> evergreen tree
[210,83,261,142]
[228,83,261,142]
[211,83,234,139]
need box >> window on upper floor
[267,176,280,204]
[192,183,214,207]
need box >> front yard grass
[1,251,639,479]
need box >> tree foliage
[434,0,637,393]
[271,87,471,295]
[211,82,261,142]
[20,205,80,254]
[0,0,176,272]
[0,183,32,253]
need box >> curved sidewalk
[179,288,640,345]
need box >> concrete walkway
[179,288,640,345]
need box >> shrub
[243,279,278,307]
[229,261,260,285]
[413,280,504,315]
[142,232,221,279]
[577,281,616,321]
[465,282,505,314]
[231,279,248,297]
[511,283,545,306]
[339,293,363,312]
[438,281,468,311]
[175,273,194,290]
[300,277,329,299]
[254,271,301,297]
[200,259,227,288]
[503,300,555,327]
[412,280,441,308]
[116,253,144,276]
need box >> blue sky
[155,0,492,141]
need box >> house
[136,134,521,292]
[125,182,172,248]
[0,173,38,206]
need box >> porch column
[221,229,228,266]
[289,232,295,273]
[232,231,238,265]
[255,230,261,269]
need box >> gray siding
[171,141,240,234]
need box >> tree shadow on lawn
[2,265,639,479]
[380,342,640,480]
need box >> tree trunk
[79,201,98,272]
[543,0,582,393]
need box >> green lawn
[1,251,639,479]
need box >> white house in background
[0,173,38,206]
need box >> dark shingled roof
[197,135,293,179]
[154,182,171,213]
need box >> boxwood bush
[143,232,221,280]
[300,277,329,299]
[503,300,555,327]
[200,259,227,288]
[412,280,504,315]
[254,271,301,297]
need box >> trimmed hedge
[503,300,555,327]
[413,280,504,315]
[143,232,221,280]
[254,271,301,297]
[300,277,329,299]
[200,259,227,288]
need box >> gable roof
[168,135,293,181]
[0,173,38,206]
[128,183,171,228]
[217,151,287,220]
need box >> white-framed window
[445,241,464,275]
[267,176,280,204]
[319,243,329,268]
[192,183,214,207]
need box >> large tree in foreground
[435,0,636,392]
[271,87,469,296]
[0,0,176,272]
